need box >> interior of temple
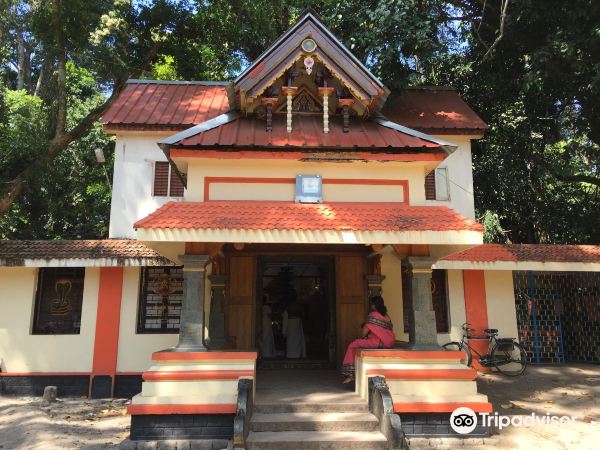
[256,256,335,365]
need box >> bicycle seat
[484,328,498,334]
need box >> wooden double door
[225,253,367,364]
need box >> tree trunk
[52,0,67,135]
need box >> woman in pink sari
[341,296,395,383]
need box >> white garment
[282,311,306,359]
[260,305,275,358]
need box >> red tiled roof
[134,201,483,232]
[171,115,442,150]
[0,240,174,266]
[102,81,230,129]
[102,81,485,135]
[383,89,488,133]
[442,244,600,263]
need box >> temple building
[1,10,599,449]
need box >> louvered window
[425,167,450,201]
[153,161,184,197]
[425,170,436,200]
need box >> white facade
[109,132,186,239]
[107,131,478,239]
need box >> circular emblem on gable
[301,38,317,53]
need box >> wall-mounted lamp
[94,148,112,190]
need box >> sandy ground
[0,364,598,449]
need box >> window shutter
[169,168,185,197]
[435,167,450,201]
[153,162,169,196]
[425,170,436,200]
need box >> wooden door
[336,255,368,365]
[227,255,256,349]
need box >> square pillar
[405,257,440,350]
[175,254,210,352]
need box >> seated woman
[341,296,395,383]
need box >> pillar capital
[179,254,211,271]
[404,257,436,273]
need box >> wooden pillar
[318,87,335,133]
[281,86,297,132]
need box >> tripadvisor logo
[450,406,579,434]
[450,406,478,434]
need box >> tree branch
[482,0,509,61]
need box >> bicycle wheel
[491,341,527,376]
[442,341,472,367]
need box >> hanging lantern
[304,56,314,75]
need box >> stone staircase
[246,398,388,449]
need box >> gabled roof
[234,10,389,113]
[0,240,175,267]
[102,80,230,131]
[383,88,488,134]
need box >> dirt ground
[0,364,598,449]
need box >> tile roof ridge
[127,79,229,86]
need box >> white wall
[0,267,98,373]
[109,133,185,239]
[380,251,408,342]
[426,135,476,220]
[484,270,519,340]
[116,267,178,372]
[107,131,478,238]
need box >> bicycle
[443,323,527,376]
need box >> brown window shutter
[169,168,185,197]
[153,162,169,196]
[425,170,436,200]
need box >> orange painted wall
[462,270,490,371]
[92,267,124,382]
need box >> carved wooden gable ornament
[233,10,390,117]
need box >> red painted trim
[204,176,409,204]
[115,372,143,376]
[171,149,444,162]
[127,404,237,415]
[91,267,124,396]
[463,270,490,372]
[143,370,255,381]
[152,351,258,361]
[0,372,90,377]
[356,350,466,359]
[393,402,493,413]
[366,369,477,381]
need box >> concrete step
[246,431,388,450]
[253,402,369,413]
[250,412,379,432]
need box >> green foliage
[0,63,113,239]
[0,0,598,244]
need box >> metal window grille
[514,271,600,364]
[138,267,184,333]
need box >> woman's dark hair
[369,295,387,316]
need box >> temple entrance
[256,255,335,367]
